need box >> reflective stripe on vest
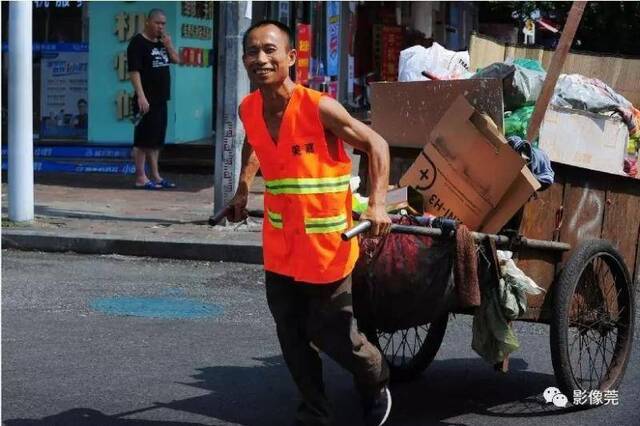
[304,213,348,234]
[265,175,351,195]
[267,210,283,229]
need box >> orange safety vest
[239,85,359,284]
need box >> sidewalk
[1,173,266,264]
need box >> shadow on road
[4,356,564,426]
[3,408,204,425]
[389,357,568,426]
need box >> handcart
[342,172,637,402]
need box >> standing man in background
[127,8,180,190]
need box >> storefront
[89,1,214,145]
[1,1,88,143]
[1,1,215,146]
[1,1,477,146]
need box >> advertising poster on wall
[40,43,89,139]
[326,1,340,77]
[296,24,312,85]
[381,26,403,82]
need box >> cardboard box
[400,96,526,230]
[370,79,504,148]
[480,166,540,234]
[539,107,629,176]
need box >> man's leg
[146,149,162,183]
[265,272,332,426]
[305,275,389,403]
[133,147,149,185]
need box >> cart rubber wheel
[365,314,449,382]
[550,239,635,400]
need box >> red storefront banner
[296,23,312,85]
[327,81,338,99]
[381,26,403,82]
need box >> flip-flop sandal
[155,179,176,188]
[134,181,162,190]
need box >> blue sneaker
[363,386,392,426]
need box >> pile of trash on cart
[352,41,639,365]
[397,41,640,178]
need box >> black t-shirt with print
[127,33,171,103]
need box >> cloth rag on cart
[353,216,456,332]
[352,216,481,333]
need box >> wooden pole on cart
[526,1,587,142]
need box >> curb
[2,230,263,264]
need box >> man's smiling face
[242,24,296,87]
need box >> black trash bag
[473,62,546,111]
[352,216,457,333]
[472,63,521,110]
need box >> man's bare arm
[161,33,181,64]
[166,45,181,64]
[129,71,149,114]
[318,96,391,235]
[129,71,145,97]
[227,138,260,222]
[237,139,261,197]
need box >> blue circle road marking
[90,296,223,319]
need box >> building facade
[2,1,215,146]
[1,1,477,147]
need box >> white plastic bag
[497,250,545,295]
[494,250,545,320]
[398,43,471,82]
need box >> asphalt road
[2,250,639,425]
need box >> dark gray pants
[265,271,389,426]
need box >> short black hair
[77,98,87,106]
[147,8,166,20]
[242,20,293,53]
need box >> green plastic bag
[628,134,639,155]
[513,58,545,72]
[504,105,535,139]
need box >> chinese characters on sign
[181,1,214,20]
[181,24,213,40]
[115,90,134,121]
[222,114,236,204]
[34,1,83,8]
[114,52,128,81]
[296,24,311,85]
[114,12,146,43]
[380,26,403,82]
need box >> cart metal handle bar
[341,221,571,252]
